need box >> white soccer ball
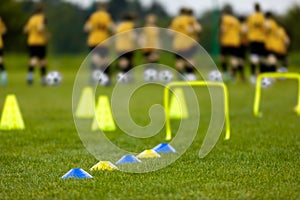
[117,72,130,83]
[261,77,274,88]
[185,73,197,81]
[46,71,62,86]
[143,68,158,82]
[92,70,110,86]
[159,70,173,83]
[208,70,222,82]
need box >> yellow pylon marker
[75,87,95,118]
[136,149,161,159]
[90,161,118,171]
[0,94,25,130]
[169,88,188,119]
[91,96,116,131]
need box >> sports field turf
[0,53,299,199]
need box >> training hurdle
[254,72,300,117]
[164,81,230,141]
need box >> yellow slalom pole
[164,85,172,141]
[164,81,230,141]
[222,83,230,140]
[254,72,300,117]
[254,75,263,117]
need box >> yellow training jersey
[25,14,47,46]
[86,11,112,47]
[115,21,135,52]
[247,12,266,43]
[265,19,279,53]
[220,14,241,47]
[142,26,159,52]
[170,15,196,51]
[0,17,6,49]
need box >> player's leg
[174,55,185,80]
[184,45,197,81]
[220,46,228,73]
[236,45,246,82]
[91,46,111,85]
[117,52,134,82]
[277,53,288,72]
[220,46,231,81]
[0,49,7,86]
[27,46,38,85]
[229,52,239,82]
[265,52,277,72]
[38,46,47,85]
[249,42,259,73]
[249,42,263,84]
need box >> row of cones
[0,86,187,131]
[61,143,176,179]
[75,87,189,132]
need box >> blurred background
[1,0,299,57]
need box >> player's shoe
[27,73,34,85]
[1,71,7,86]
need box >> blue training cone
[152,143,176,153]
[116,155,142,165]
[61,168,93,179]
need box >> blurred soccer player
[84,2,114,85]
[247,3,266,83]
[115,13,136,82]
[140,14,160,68]
[0,17,7,86]
[169,7,201,81]
[219,8,241,81]
[264,11,280,72]
[24,4,49,85]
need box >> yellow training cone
[91,96,116,131]
[0,94,25,130]
[169,88,188,119]
[75,87,95,118]
[136,149,161,159]
[90,161,118,171]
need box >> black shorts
[118,51,134,61]
[90,46,109,57]
[249,42,266,56]
[220,46,239,57]
[0,49,3,56]
[28,45,46,59]
[175,45,198,59]
[236,45,248,59]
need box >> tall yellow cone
[91,96,116,131]
[0,94,25,130]
[169,88,188,119]
[75,87,95,118]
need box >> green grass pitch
[0,53,299,199]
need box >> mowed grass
[0,53,300,199]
